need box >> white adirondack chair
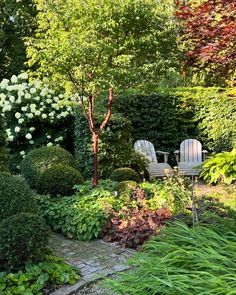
[134,140,172,178]
[174,139,208,176]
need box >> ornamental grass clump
[106,220,236,294]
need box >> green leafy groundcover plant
[201,149,236,184]
[106,219,236,295]
[37,191,116,241]
[0,255,80,295]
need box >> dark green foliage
[0,1,36,80]
[36,164,84,196]
[106,220,236,294]
[114,92,197,158]
[0,173,37,220]
[0,213,50,270]
[74,110,147,179]
[201,149,236,184]
[20,146,77,188]
[110,168,140,183]
[0,255,80,295]
[116,181,138,196]
[0,112,8,172]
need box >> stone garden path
[50,234,135,295]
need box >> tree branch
[98,87,113,136]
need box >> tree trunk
[92,133,99,187]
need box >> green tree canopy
[26,0,179,185]
[0,0,36,80]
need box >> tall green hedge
[173,87,236,152]
[0,111,8,171]
[114,88,236,154]
[114,92,197,155]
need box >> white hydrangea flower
[59,94,64,99]
[6,85,13,91]
[18,72,28,80]
[15,112,21,119]
[30,88,37,94]
[47,135,51,139]
[46,98,52,104]
[30,103,37,109]
[29,127,35,132]
[40,102,44,106]
[25,133,32,140]
[6,129,11,135]
[18,118,24,124]
[0,93,6,100]
[47,142,53,147]
[11,75,18,84]
[29,140,34,144]
[53,97,59,102]
[52,103,59,110]
[42,113,47,119]
[15,126,21,133]
[17,90,24,98]
[35,110,41,116]
[16,98,22,104]
[25,93,31,99]
[49,111,55,117]
[41,89,48,96]
[20,151,25,156]
[21,106,27,112]
[8,135,14,142]
[27,113,34,119]
[3,105,12,112]
[34,96,40,101]
[9,96,15,103]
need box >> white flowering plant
[0,73,76,171]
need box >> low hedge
[0,173,38,220]
[110,167,141,183]
[20,146,78,188]
[0,213,50,270]
[36,164,84,196]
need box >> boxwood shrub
[110,167,140,183]
[20,146,78,188]
[0,213,50,270]
[36,164,84,196]
[0,173,38,220]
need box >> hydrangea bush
[0,73,75,171]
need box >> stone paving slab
[50,234,135,295]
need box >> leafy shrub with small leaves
[0,255,80,295]
[110,167,140,183]
[115,181,138,196]
[20,146,77,188]
[200,149,236,184]
[0,173,38,220]
[36,164,84,196]
[0,213,50,270]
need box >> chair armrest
[155,150,170,155]
[174,150,180,162]
[202,150,208,161]
[156,150,169,163]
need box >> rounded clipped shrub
[20,146,78,188]
[116,181,138,196]
[0,213,50,270]
[0,173,38,220]
[110,167,140,183]
[36,164,84,196]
